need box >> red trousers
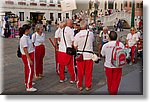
[21,52,34,89]
[131,46,137,63]
[76,60,93,88]
[55,51,60,75]
[58,52,75,81]
[105,67,122,95]
[35,45,45,77]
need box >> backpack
[111,41,126,67]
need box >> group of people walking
[19,18,143,95]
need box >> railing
[3,3,61,10]
[99,11,131,26]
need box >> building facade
[0,0,73,25]
[123,0,143,19]
[89,0,143,19]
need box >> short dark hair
[109,31,118,41]
[22,24,31,32]
[19,24,31,38]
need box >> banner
[60,0,77,12]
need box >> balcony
[18,2,26,5]
[5,1,14,5]
[30,2,37,6]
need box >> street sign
[60,0,77,12]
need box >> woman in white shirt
[20,24,37,92]
[32,24,45,80]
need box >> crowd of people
[18,16,143,94]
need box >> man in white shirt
[98,26,110,57]
[54,21,66,75]
[101,31,124,95]
[74,20,94,91]
[57,19,75,83]
[126,27,139,64]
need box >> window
[136,3,140,8]
[39,0,46,3]
[140,1,143,8]
[30,0,35,2]
[50,13,54,21]
[58,13,61,21]
[108,1,114,9]
[19,12,24,21]
[66,13,69,19]
[50,0,53,3]
[105,1,107,10]
[124,1,127,7]
[129,2,132,7]
[115,3,117,9]
[57,0,61,4]
[121,3,123,10]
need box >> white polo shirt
[126,33,139,47]
[55,27,62,38]
[74,30,94,60]
[99,31,110,42]
[32,32,45,46]
[58,26,74,53]
[20,34,34,55]
[101,41,124,68]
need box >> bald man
[66,19,73,28]
[57,19,76,84]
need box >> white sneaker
[129,62,133,65]
[25,82,35,86]
[26,87,37,92]
[70,81,75,84]
[59,78,67,83]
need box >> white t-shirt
[101,41,124,68]
[99,31,110,42]
[126,33,139,47]
[58,26,74,53]
[20,34,34,55]
[136,31,141,39]
[32,32,45,46]
[42,20,46,25]
[55,27,62,38]
[74,30,94,60]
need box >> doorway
[30,12,45,24]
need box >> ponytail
[19,27,24,38]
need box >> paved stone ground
[1,26,143,95]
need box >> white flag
[60,0,77,12]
